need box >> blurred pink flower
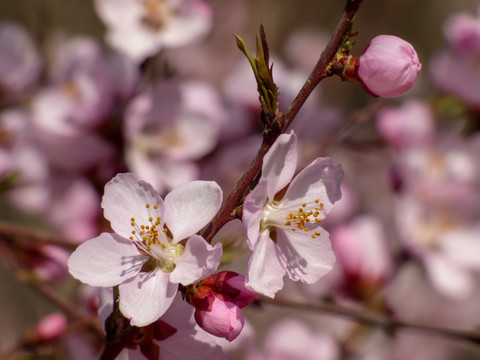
[376,100,435,150]
[242,131,343,297]
[124,80,224,193]
[0,22,42,98]
[331,215,393,287]
[246,318,339,360]
[443,11,480,55]
[94,0,213,63]
[358,35,421,97]
[34,312,67,342]
[68,173,223,326]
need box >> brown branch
[0,220,78,251]
[262,296,480,345]
[284,0,363,128]
[202,0,364,244]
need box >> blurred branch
[0,220,78,251]
[262,296,480,346]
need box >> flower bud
[34,312,67,342]
[357,35,421,97]
[194,294,244,341]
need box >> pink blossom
[358,35,421,97]
[35,312,67,342]
[98,289,226,360]
[94,0,213,63]
[443,12,480,55]
[246,318,339,360]
[194,294,244,341]
[124,80,224,193]
[376,100,435,150]
[68,173,223,326]
[186,272,257,341]
[242,131,343,297]
[0,22,42,98]
[331,215,393,286]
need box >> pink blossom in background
[0,22,42,98]
[242,131,343,297]
[376,100,436,150]
[34,312,67,342]
[246,318,340,360]
[97,289,226,360]
[331,215,393,288]
[358,35,421,97]
[68,173,223,326]
[94,0,213,63]
[443,10,480,55]
[430,8,480,108]
[124,80,224,194]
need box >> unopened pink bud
[194,295,244,341]
[358,35,421,97]
[443,13,480,55]
[35,312,67,342]
[223,273,258,308]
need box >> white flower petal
[164,181,222,242]
[68,232,147,287]
[242,180,268,249]
[170,234,222,285]
[282,157,343,216]
[119,270,177,327]
[246,231,287,298]
[102,173,165,240]
[276,229,335,284]
[261,132,297,200]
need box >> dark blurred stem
[263,296,480,345]
[201,0,364,243]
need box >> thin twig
[262,296,480,345]
[0,220,78,251]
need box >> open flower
[242,132,343,297]
[68,173,223,326]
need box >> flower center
[129,203,183,272]
[263,199,325,239]
[141,0,172,31]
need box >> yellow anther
[315,199,319,203]
[154,204,158,209]
[315,231,320,236]
[131,217,135,221]
[161,244,166,249]
[140,231,145,235]
[298,208,303,213]
[315,219,322,223]
[163,228,168,233]
[314,211,319,217]
[132,230,136,234]
[291,228,296,231]
[146,204,151,208]
[129,236,134,240]
[302,203,306,207]
[311,234,316,239]
[131,222,135,226]
[149,217,153,222]
[304,227,309,231]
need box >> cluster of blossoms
[6,1,480,360]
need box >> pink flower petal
[68,232,147,287]
[261,132,297,200]
[242,180,268,249]
[170,234,222,285]
[102,173,165,240]
[282,157,343,217]
[119,270,178,327]
[276,229,335,284]
[246,231,287,298]
[164,181,222,242]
